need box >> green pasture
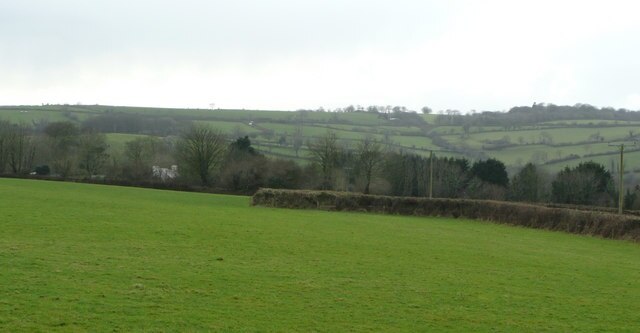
[329,129,384,142]
[1,178,639,331]
[430,125,464,135]
[194,120,261,136]
[420,113,438,123]
[310,123,361,131]
[104,133,155,154]
[439,135,476,149]
[338,112,393,126]
[0,105,108,114]
[312,124,379,135]
[377,125,424,135]
[390,135,438,150]
[484,145,553,165]
[197,109,295,121]
[480,142,630,168]
[545,150,640,172]
[485,144,610,165]
[254,144,304,157]
[452,126,635,146]
[0,105,111,123]
[88,107,273,120]
[111,108,387,126]
[541,119,640,126]
[258,123,385,142]
[0,109,74,123]
[0,106,295,123]
[429,126,516,136]
[254,122,301,135]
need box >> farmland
[2,104,638,172]
[1,178,639,331]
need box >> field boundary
[0,174,254,196]
[252,188,640,242]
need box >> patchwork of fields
[1,178,639,331]
[1,105,637,171]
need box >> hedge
[252,188,640,242]
[0,174,253,196]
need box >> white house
[152,165,178,181]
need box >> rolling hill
[1,104,638,174]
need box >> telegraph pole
[425,148,462,199]
[609,142,636,214]
[618,144,624,214]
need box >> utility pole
[425,148,461,199]
[618,144,624,214]
[609,142,636,214]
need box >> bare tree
[307,131,340,190]
[177,125,227,186]
[78,131,109,176]
[356,137,382,194]
[7,123,36,174]
[124,137,159,179]
[44,121,80,177]
[0,120,10,174]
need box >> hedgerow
[252,188,640,241]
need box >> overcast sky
[2,0,640,112]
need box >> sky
[1,0,640,112]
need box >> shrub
[34,165,50,175]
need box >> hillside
[1,178,639,331]
[1,104,638,174]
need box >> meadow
[104,133,158,155]
[1,178,639,332]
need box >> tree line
[0,119,636,209]
[433,102,640,127]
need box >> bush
[34,165,50,175]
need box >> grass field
[541,119,640,126]
[104,133,154,154]
[193,120,261,135]
[446,127,635,147]
[0,109,76,123]
[1,178,639,332]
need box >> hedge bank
[252,188,640,242]
[0,174,254,196]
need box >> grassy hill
[1,178,639,331]
[0,104,637,172]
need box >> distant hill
[1,104,638,174]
